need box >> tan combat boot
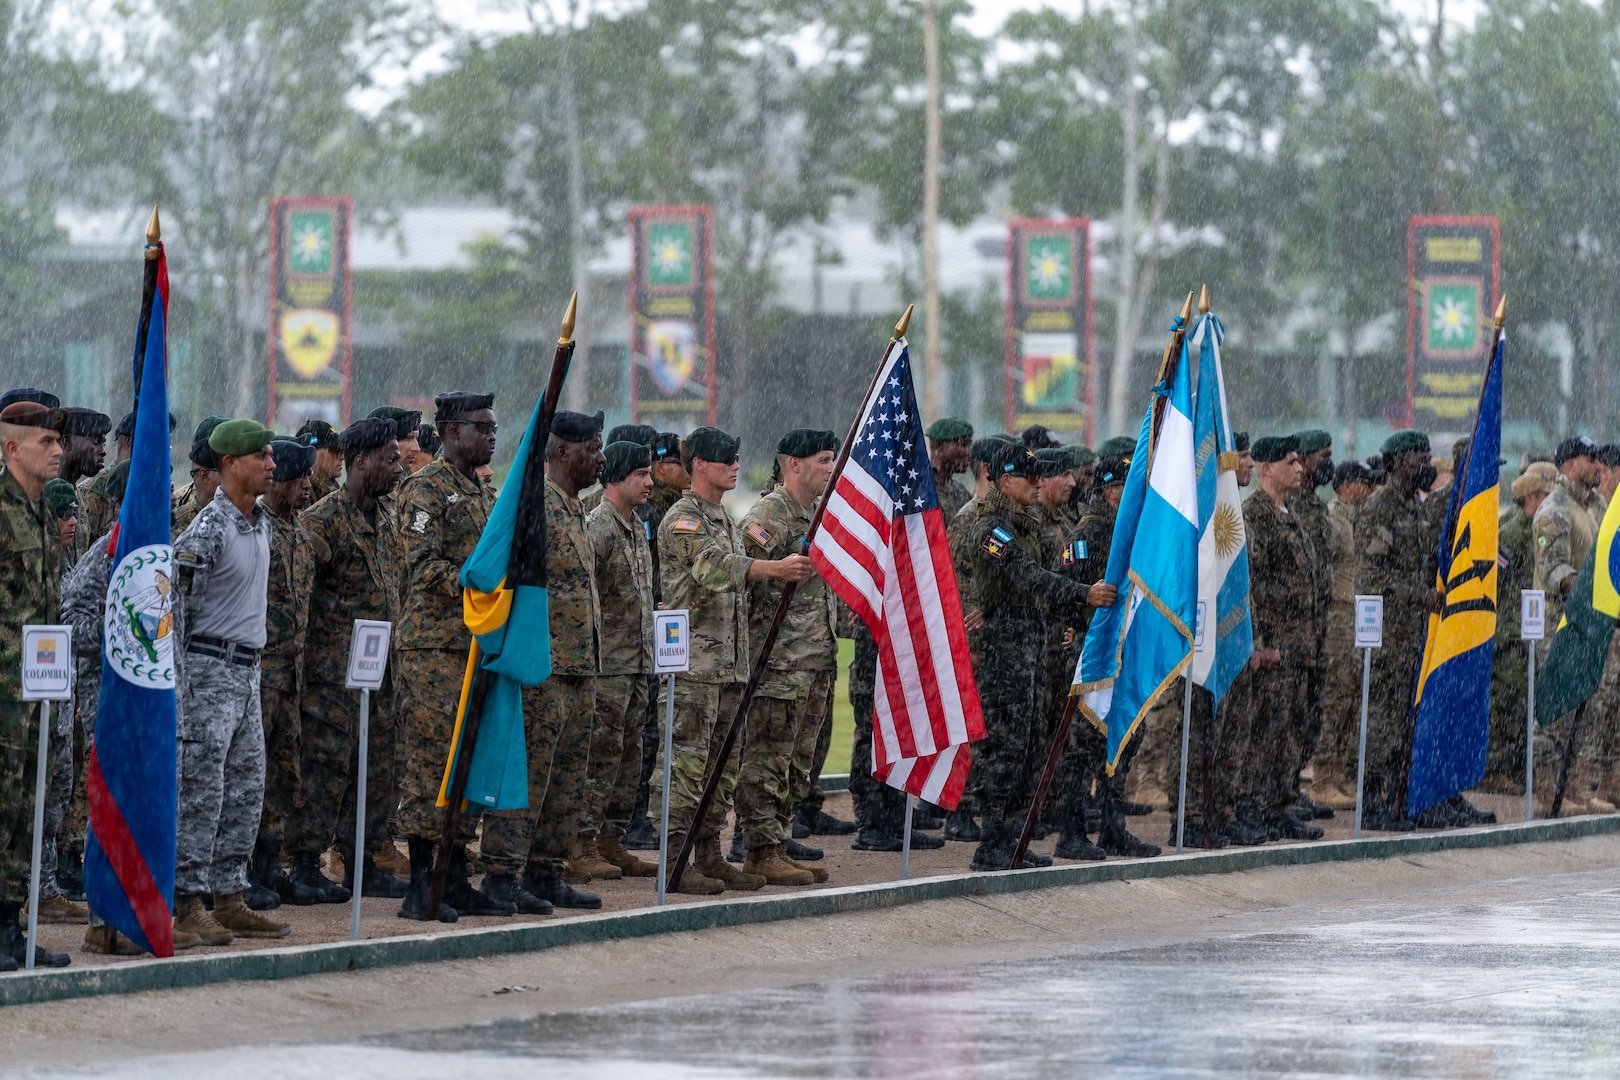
[783,851,828,883]
[571,838,624,881]
[696,836,765,890]
[562,860,593,885]
[1578,762,1615,813]
[598,836,657,878]
[29,894,89,925]
[173,893,233,946]
[374,842,411,878]
[742,844,814,886]
[664,833,724,895]
[212,892,290,939]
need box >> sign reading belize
[1004,219,1094,442]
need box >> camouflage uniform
[0,471,62,904]
[293,489,401,862]
[1354,482,1441,809]
[172,488,204,539]
[1487,504,1535,784]
[394,462,495,843]
[734,486,837,851]
[259,500,314,851]
[1051,491,1117,830]
[1239,489,1320,822]
[1028,499,1081,798]
[649,493,751,845]
[58,532,111,888]
[1531,475,1608,775]
[1316,496,1362,782]
[1287,485,1334,778]
[933,468,971,522]
[845,616,902,830]
[173,495,271,897]
[479,478,599,877]
[75,463,127,551]
[583,498,653,840]
[309,474,338,505]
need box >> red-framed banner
[1004,218,1094,441]
[1406,215,1500,430]
[628,205,717,430]
[266,195,353,432]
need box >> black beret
[270,439,318,482]
[295,418,341,450]
[1555,435,1599,466]
[434,391,495,423]
[1096,456,1130,487]
[686,426,740,463]
[1251,435,1299,463]
[925,417,973,441]
[0,401,65,431]
[1233,431,1250,452]
[416,422,441,456]
[1293,429,1332,454]
[551,409,604,443]
[1332,460,1374,489]
[990,443,1039,480]
[602,440,654,483]
[116,410,177,437]
[776,428,838,458]
[1,388,58,411]
[340,417,398,452]
[189,438,219,470]
[607,423,659,448]
[1096,435,1137,459]
[651,432,682,462]
[1035,447,1074,475]
[62,408,112,438]
[368,406,423,441]
[1597,444,1620,468]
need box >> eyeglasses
[189,467,214,481]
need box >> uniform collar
[546,475,583,513]
[211,488,268,533]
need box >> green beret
[602,440,653,483]
[1063,445,1096,467]
[368,405,423,442]
[1381,429,1430,457]
[1034,447,1073,474]
[1293,429,1331,454]
[924,417,973,441]
[1233,431,1250,452]
[990,443,1039,480]
[1097,435,1137,459]
[209,419,275,457]
[776,428,837,458]
[970,437,1004,464]
[44,478,77,517]
[192,415,230,443]
[1251,435,1299,464]
[686,426,740,463]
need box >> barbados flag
[1074,314,1199,771]
[1407,328,1504,816]
[1535,460,1620,724]
[84,230,176,957]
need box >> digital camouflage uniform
[308,473,338,505]
[58,531,111,892]
[172,495,271,897]
[845,614,901,831]
[294,489,402,863]
[933,467,971,521]
[172,487,204,539]
[583,498,653,840]
[1028,498,1082,802]
[1531,475,1609,776]
[1052,491,1117,829]
[0,471,62,904]
[650,493,751,845]
[479,477,598,878]
[735,486,837,851]
[1287,484,1334,779]
[1354,482,1441,808]
[259,499,313,851]
[1315,496,1361,782]
[394,462,494,844]
[1488,504,1535,784]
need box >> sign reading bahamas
[105,543,176,688]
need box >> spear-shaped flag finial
[145,206,161,258]
[560,291,578,344]
[1198,284,1210,315]
[1493,294,1507,330]
[894,304,914,340]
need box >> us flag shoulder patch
[671,518,701,533]
[745,522,773,548]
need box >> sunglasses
[452,421,498,435]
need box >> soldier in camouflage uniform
[394,392,512,922]
[366,406,422,517]
[1286,430,1335,818]
[1312,460,1376,808]
[171,419,289,945]
[733,429,839,887]
[288,418,405,904]
[0,399,72,968]
[1028,447,1082,809]
[1353,430,1443,828]
[652,426,812,893]
[926,418,974,521]
[294,419,343,504]
[173,416,227,538]
[58,408,110,568]
[1484,463,1556,792]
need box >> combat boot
[397,837,458,923]
[598,836,657,877]
[785,838,823,861]
[571,838,624,881]
[697,836,766,890]
[1219,818,1270,845]
[173,893,233,946]
[444,847,517,917]
[1273,815,1324,841]
[943,806,985,842]
[522,865,603,909]
[288,849,350,904]
[742,843,814,886]
[794,806,857,836]
[851,825,903,851]
[30,894,89,924]
[2,902,69,968]
[214,892,291,939]
[727,826,747,864]
[782,851,829,883]
[663,833,724,895]
[622,793,659,849]
[1099,803,1162,858]
[261,839,323,906]
[342,852,409,900]
[374,842,411,878]
[1054,829,1106,860]
[561,859,593,885]
[969,824,1016,871]
[480,873,554,915]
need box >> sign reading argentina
[105,543,176,688]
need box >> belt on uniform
[187,635,260,667]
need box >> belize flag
[84,228,177,957]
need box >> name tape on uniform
[346,620,393,690]
[21,625,72,701]
[1354,595,1384,649]
[654,609,690,674]
[1521,590,1546,642]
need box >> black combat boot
[1054,801,1107,860]
[1099,796,1161,858]
[480,873,554,915]
[260,839,324,906]
[889,806,945,850]
[243,840,283,911]
[56,849,84,902]
[794,805,858,836]
[785,838,824,861]
[287,849,350,904]
[851,824,903,852]
[3,901,69,968]
[1273,814,1325,840]
[442,846,516,917]
[522,863,601,910]
[342,851,409,900]
[943,805,985,842]
[727,825,747,864]
[397,837,458,923]
[969,823,1015,871]
[912,802,946,831]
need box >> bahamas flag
[1535,469,1620,723]
[1187,311,1252,702]
[437,388,557,812]
[1074,317,1199,771]
[1407,329,1504,815]
[85,231,176,957]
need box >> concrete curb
[5,813,1616,1008]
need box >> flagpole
[1011,292,1194,872]
[670,306,910,891]
[131,207,161,430]
[427,293,576,920]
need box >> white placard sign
[653,609,691,674]
[1354,595,1384,649]
[1521,590,1546,642]
[1194,597,1210,653]
[21,625,72,701]
[345,620,392,690]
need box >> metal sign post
[652,610,690,906]
[1352,597,1384,839]
[345,619,392,941]
[1521,590,1545,822]
[1175,599,1210,855]
[21,625,72,971]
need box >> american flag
[809,339,984,809]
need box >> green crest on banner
[647,221,694,288]
[288,210,335,277]
[1024,235,1074,303]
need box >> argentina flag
[1074,316,1200,771]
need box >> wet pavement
[17,871,1620,1078]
